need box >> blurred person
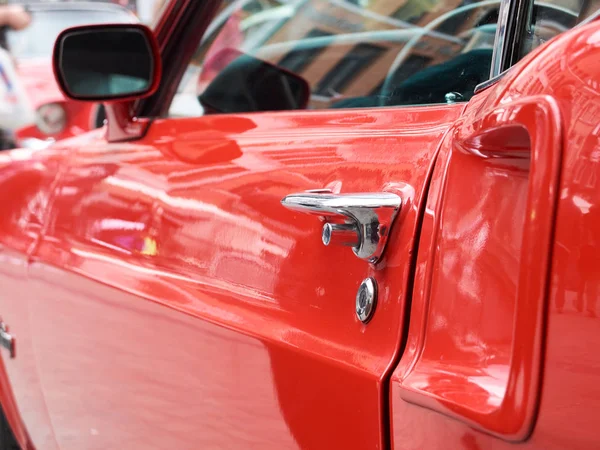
[0,4,33,149]
[115,0,137,14]
[0,4,31,50]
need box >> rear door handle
[281,190,401,263]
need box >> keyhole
[359,290,367,309]
[355,278,377,323]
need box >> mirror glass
[57,27,154,99]
[199,49,309,114]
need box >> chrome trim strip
[474,70,510,94]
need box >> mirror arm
[105,102,151,143]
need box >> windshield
[7,9,135,59]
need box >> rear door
[389,1,600,448]
[26,0,503,448]
[0,147,64,450]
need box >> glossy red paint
[390,20,600,449]
[16,60,62,107]
[0,147,68,450]
[393,95,562,437]
[20,105,461,449]
[0,246,49,450]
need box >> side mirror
[53,24,161,102]
[199,49,309,114]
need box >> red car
[0,0,600,448]
[8,2,137,147]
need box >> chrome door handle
[281,190,401,263]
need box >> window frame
[477,0,600,93]
[474,0,527,93]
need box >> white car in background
[6,1,137,147]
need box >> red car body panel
[16,60,62,107]
[20,104,460,449]
[389,21,600,449]
[0,145,66,449]
[395,93,561,439]
[0,3,599,450]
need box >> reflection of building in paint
[190,0,599,109]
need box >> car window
[168,0,502,117]
[7,9,136,60]
[520,0,600,59]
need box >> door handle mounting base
[281,191,402,263]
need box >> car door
[28,105,458,449]
[25,0,504,449]
[389,2,600,450]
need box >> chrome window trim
[501,0,533,69]
[477,0,596,94]
[491,0,600,80]
[476,0,534,92]
[490,0,513,78]
[474,70,509,94]
[491,0,533,76]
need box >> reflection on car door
[27,104,462,449]
[389,19,600,449]
[0,148,65,450]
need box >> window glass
[168,0,502,117]
[521,0,600,58]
